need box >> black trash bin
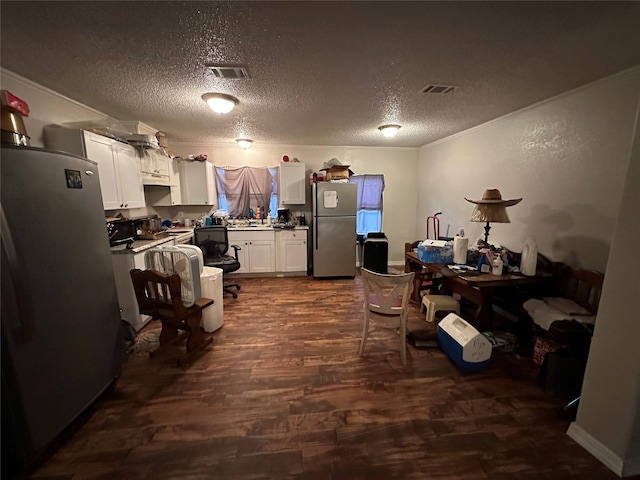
[363,232,388,274]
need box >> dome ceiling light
[202,93,239,114]
[378,124,401,138]
[236,138,253,149]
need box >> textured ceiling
[1,1,639,148]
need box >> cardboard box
[322,165,351,181]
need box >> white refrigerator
[312,182,357,278]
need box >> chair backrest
[130,268,191,321]
[361,268,415,323]
[194,226,229,259]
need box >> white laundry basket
[177,245,224,332]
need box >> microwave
[107,219,137,247]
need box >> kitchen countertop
[227,225,309,231]
[111,225,308,254]
[110,229,194,254]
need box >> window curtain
[215,166,275,217]
[349,174,385,211]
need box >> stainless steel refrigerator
[312,182,357,278]
[1,145,125,475]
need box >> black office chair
[194,226,242,298]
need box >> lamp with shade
[465,189,522,244]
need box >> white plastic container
[200,266,224,332]
[520,237,538,276]
[492,255,503,276]
[178,245,224,332]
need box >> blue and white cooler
[437,313,492,372]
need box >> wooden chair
[130,268,214,363]
[359,268,415,365]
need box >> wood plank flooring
[25,273,631,479]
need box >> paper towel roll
[453,237,469,264]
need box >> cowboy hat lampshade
[465,189,522,243]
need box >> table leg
[476,288,496,332]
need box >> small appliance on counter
[273,208,296,228]
[106,218,137,247]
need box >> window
[348,174,385,235]
[215,166,279,218]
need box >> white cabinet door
[84,132,121,210]
[276,229,307,272]
[111,252,152,331]
[180,160,217,205]
[227,230,275,273]
[248,240,275,273]
[113,142,145,209]
[140,150,170,185]
[280,161,306,205]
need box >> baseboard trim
[567,422,624,477]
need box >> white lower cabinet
[227,230,275,274]
[276,229,307,273]
[111,251,153,332]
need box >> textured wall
[169,144,418,265]
[416,67,640,271]
[568,97,640,477]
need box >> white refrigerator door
[313,215,357,277]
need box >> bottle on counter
[477,249,491,273]
[492,253,504,276]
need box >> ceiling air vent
[208,66,249,79]
[421,84,457,95]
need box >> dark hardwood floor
[26,273,630,479]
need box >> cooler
[437,313,492,372]
[363,232,388,274]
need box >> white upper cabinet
[111,141,145,209]
[180,160,217,205]
[45,127,144,210]
[140,149,170,185]
[279,161,306,205]
[144,158,182,206]
[83,132,121,210]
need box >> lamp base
[483,222,491,244]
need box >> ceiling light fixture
[378,124,401,138]
[202,93,239,114]
[236,138,253,149]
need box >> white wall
[0,68,115,148]
[416,67,640,272]
[170,143,418,264]
[567,98,640,478]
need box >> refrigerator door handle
[1,204,35,342]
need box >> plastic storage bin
[417,239,454,264]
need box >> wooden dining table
[405,251,550,331]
